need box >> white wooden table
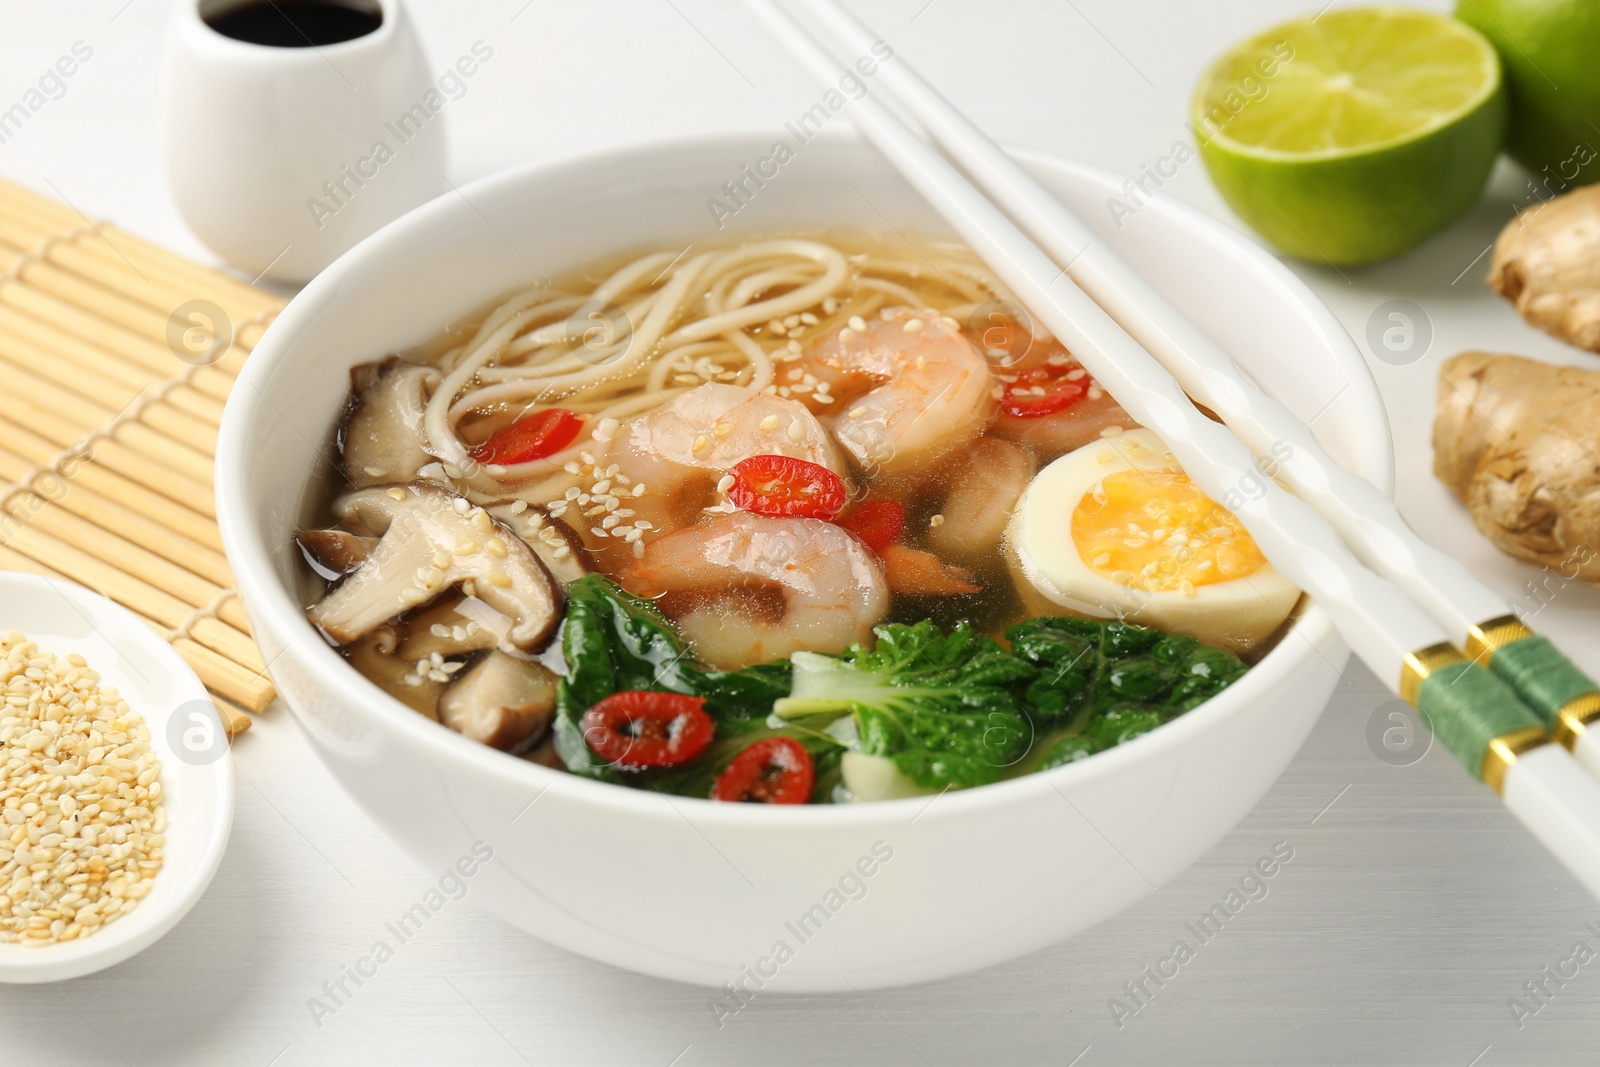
[3,1,1599,1063]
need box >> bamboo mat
[0,177,286,735]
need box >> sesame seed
[0,634,164,946]
[717,474,735,494]
[903,318,924,333]
[839,327,855,343]
[787,420,804,442]
[693,435,709,453]
[929,514,945,527]
[847,407,867,420]
[848,315,867,332]
[759,415,780,432]
[386,488,407,501]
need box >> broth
[294,230,1296,801]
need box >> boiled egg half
[1005,428,1300,652]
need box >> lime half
[1193,7,1506,265]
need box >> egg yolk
[1071,470,1266,596]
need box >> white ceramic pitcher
[164,0,446,284]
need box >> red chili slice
[727,455,847,520]
[580,691,715,770]
[473,408,583,466]
[1000,364,1092,418]
[711,737,815,804]
[835,498,905,553]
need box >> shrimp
[990,338,1136,458]
[598,383,847,554]
[781,308,995,474]
[622,511,889,670]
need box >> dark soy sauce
[205,1,382,48]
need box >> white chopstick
[791,0,1600,781]
[738,0,1600,899]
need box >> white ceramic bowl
[216,133,1390,991]
[0,575,233,983]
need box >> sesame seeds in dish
[0,632,165,946]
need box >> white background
[3,0,1600,1064]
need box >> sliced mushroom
[344,625,443,721]
[296,529,379,580]
[396,595,500,661]
[485,502,590,588]
[309,484,560,649]
[340,358,439,489]
[438,651,556,752]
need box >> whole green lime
[1456,0,1600,183]
[1193,7,1505,266]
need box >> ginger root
[1489,185,1600,353]
[1434,351,1600,580]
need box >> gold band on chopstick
[1399,641,1464,706]
[1553,692,1600,751]
[1482,726,1552,795]
[1464,613,1533,665]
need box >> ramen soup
[296,231,1301,803]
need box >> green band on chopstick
[1489,634,1599,727]
[1414,660,1546,783]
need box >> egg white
[1004,429,1301,652]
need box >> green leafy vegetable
[550,576,1250,800]
[774,620,1037,790]
[552,576,805,790]
[1009,616,1249,772]
[1007,616,1247,722]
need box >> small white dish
[0,574,234,984]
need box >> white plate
[0,574,234,984]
